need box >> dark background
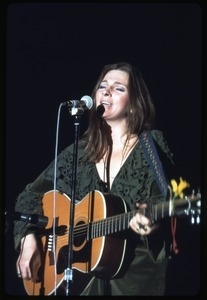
[1,2,205,297]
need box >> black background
[1,2,205,297]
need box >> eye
[114,85,125,92]
[99,84,107,90]
[115,87,125,92]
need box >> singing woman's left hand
[129,202,158,235]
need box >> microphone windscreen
[96,104,105,118]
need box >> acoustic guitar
[23,189,200,295]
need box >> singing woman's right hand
[16,233,41,282]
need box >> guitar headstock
[174,189,201,224]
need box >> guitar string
[55,195,198,244]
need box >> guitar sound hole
[73,221,87,248]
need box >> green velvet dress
[14,130,174,295]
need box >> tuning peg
[190,207,200,224]
[196,200,201,207]
[196,215,200,224]
[191,215,195,224]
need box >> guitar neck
[152,196,197,220]
[89,195,200,239]
[90,210,136,239]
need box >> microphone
[5,211,48,228]
[63,95,93,110]
[96,104,105,118]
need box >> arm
[14,145,75,281]
[16,233,41,281]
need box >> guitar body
[23,189,200,295]
[23,190,128,295]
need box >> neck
[108,121,128,145]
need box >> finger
[136,223,153,236]
[135,202,147,209]
[137,223,148,231]
[17,270,22,277]
[16,261,22,277]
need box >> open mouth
[100,101,112,106]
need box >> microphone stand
[64,106,85,296]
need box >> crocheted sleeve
[151,130,174,164]
[13,143,101,251]
[13,144,75,251]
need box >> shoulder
[140,129,174,164]
[151,129,168,148]
[152,130,174,165]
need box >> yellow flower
[170,177,190,199]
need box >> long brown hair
[81,62,155,163]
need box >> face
[95,70,129,122]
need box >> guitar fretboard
[87,195,200,239]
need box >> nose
[102,86,110,96]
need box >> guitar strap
[139,130,179,255]
[139,130,168,199]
